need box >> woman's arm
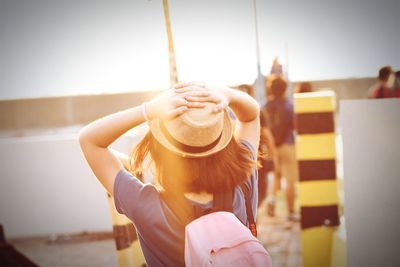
[226,87,260,150]
[79,89,205,195]
[79,106,148,195]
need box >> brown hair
[130,131,257,194]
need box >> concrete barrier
[341,99,400,267]
[0,128,144,238]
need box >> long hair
[130,131,257,194]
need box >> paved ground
[9,236,118,267]
[257,194,302,267]
[9,193,301,267]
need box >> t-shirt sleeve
[286,102,295,130]
[239,140,258,218]
[113,169,158,221]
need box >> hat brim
[149,109,234,158]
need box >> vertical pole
[162,0,178,87]
[253,0,261,76]
[284,42,289,82]
[293,91,340,267]
[285,43,293,98]
[252,0,265,104]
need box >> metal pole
[252,0,265,104]
[253,0,261,76]
[162,0,178,87]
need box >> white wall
[340,99,400,267]
[0,129,144,238]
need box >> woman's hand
[145,87,209,120]
[174,82,231,112]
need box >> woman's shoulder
[114,169,159,202]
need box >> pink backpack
[185,211,272,266]
[162,184,272,267]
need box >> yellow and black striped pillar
[107,194,146,267]
[294,91,340,267]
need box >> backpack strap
[161,185,256,238]
[160,190,194,226]
[192,190,234,219]
[212,190,233,212]
[240,183,258,237]
[161,189,234,226]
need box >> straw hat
[149,103,235,158]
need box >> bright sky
[0,0,399,99]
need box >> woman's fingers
[183,95,227,112]
[180,90,210,98]
[174,86,208,94]
[174,95,206,108]
[169,83,229,114]
[166,106,188,119]
[184,96,210,102]
[174,81,206,89]
[187,101,206,108]
[213,100,228,112]
[148,89,208,119]
[184,94,223,104]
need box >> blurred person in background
[392,70,400,98]
[294,81,313,94]
[259,103,281,214]
[368,66,394,98]
[261,75,299,221]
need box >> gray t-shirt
[114,140,258,267]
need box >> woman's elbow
[248,104,260,123]
[250,98,260,121]
[78,127,90,149]
[254,105,260,120]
